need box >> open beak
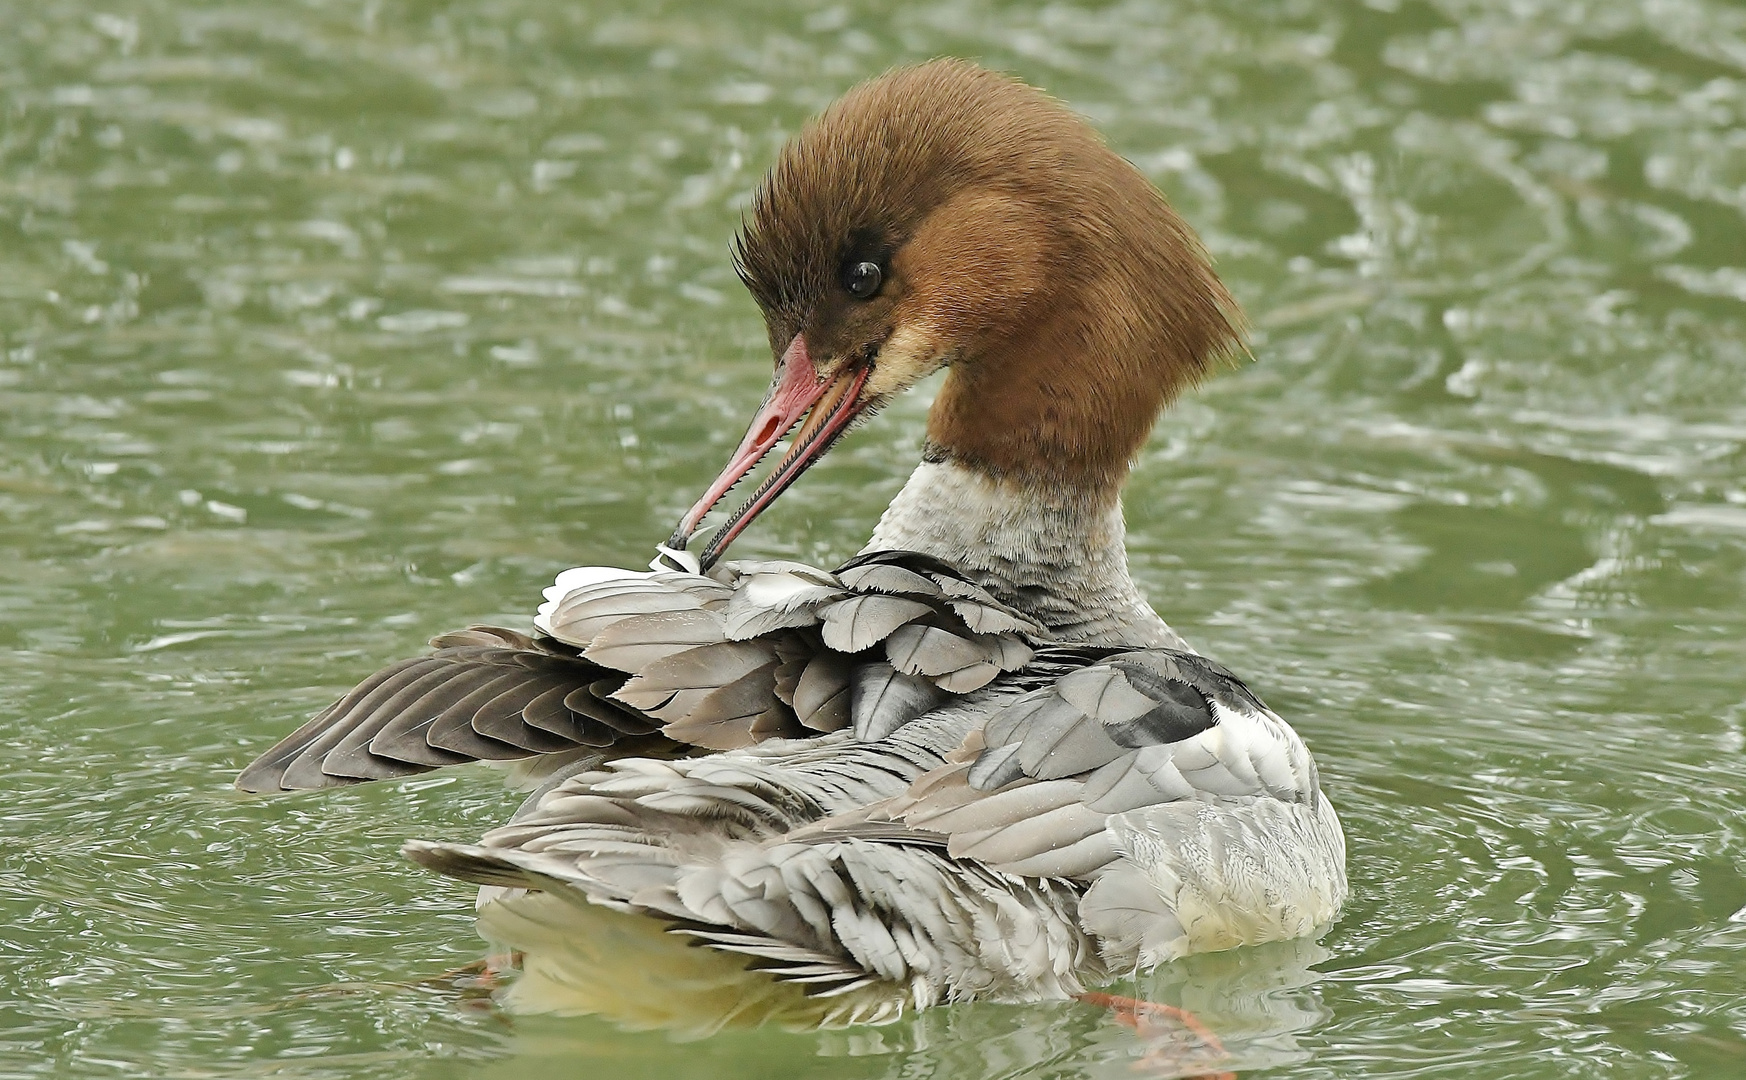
[669,333,872,569]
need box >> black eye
[843,261,883,300]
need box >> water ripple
[1,0,1744,1077]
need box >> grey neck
[863,459,1188,650]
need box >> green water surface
[3,1,1745,1077]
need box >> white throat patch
[864,460,1186,649]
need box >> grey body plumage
[238,460,1346,1028]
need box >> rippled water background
[4,0,1745,1076]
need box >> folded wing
[883,646,1345,964]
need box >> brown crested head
[675,59,1244,565]
[734,58,1245,491]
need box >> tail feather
[400,738,1102,1021]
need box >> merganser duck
[238,59,1346,1031]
